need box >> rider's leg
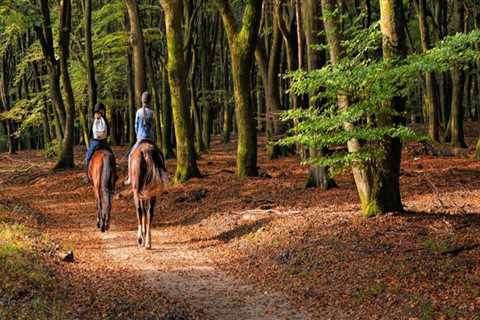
[85,139,100,182]
[124,140,140,185]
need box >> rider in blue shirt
[124,91,156,185]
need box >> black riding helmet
[94,102,106,113]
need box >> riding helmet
[94,102,106,113]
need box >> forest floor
[2,123,480,319]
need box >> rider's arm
[135,110,140,135]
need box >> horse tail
[101,152,115,223]
[138,146,167,200]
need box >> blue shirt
[135,107,154,141]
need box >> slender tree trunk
[146,49,162,146]
[84,0,96,145]
[160,65,175,158]
[125,0,147,109]
[127,51,136,144]
[450,0,467,148]
[33,62,51,147]
[414,0,441,142]
[159,0,200,182]
[304,0,335,190]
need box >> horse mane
[136,142,166,200]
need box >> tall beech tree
[212,0,263,177]
[159,0,200,182]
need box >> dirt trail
[0,149,310,319]
[100,227,309,320]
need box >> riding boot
[83,161,90,184]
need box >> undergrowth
[0,221,64,319]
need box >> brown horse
[88,149,117,232]
[130,140,168,249]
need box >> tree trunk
[55,0,75,170]
[414,0,441,142]
[214,0,263,177]
[127,51,136,144]
[304,0,334,190]
[321,0,404,216]
[159,0,200,182]
[84,0,96,145]
[32,62,51,147]
[450,0,467,148]
[160,65,175,158]
[125,0,147,109]
[146,49,163,146]
[35,0,66,140]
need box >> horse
[129,140,169,249]
[88,149,117,232]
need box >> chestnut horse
[88,149,117,232]
[129,140,168,249]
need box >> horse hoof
[137,238,143,246]
[101,225,106,233]
[96,221,101,229]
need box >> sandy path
[100,227,310,320]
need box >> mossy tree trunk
[213,0,263,177]
[159,0,200,182]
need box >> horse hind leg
[96,199,101,229]
[134,193,143,246]
[141,201,147,247]
[145,200,152,250]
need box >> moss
[361,199,381,218]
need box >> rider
[124,91,155,185]
[84,102,111,182]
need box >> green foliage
[278,28,480,174]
